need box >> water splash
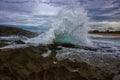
[25,0,92,46]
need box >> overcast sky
[0,0,120,29]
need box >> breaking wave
[25,0,92,46]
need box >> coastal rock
[0,26,38,38]
[0,40,9,47]
[0,45,114,80]
[14,40,25,44]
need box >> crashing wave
[25,0,92,46]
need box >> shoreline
[0,45,117,80]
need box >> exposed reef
[0,44,116,80]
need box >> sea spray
[25,0,92,46]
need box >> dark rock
[0,40,10,47]
[0,26,38,38]
[0,40,25,47]
[54,43,77,48]
[53,43,98,51]
[0,45,114,80]
[47,44,62,50]
[14,40,25,44]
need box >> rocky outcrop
[0,26,38,38]
[0,45,114,80]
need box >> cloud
[0,0,120,28]
[80,0,120,21]
[32,3,60,16]
[81,0,115,9]
[0,10,54,27]
[0,0,34,12]
[89,21,120,31]
[0,0,61,27]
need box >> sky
[0,0,120,31]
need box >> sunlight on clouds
[0,0,120,29]
[89,21,120,30]
[32,3,60,16]
[101,21,120,27]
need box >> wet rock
[0,45,115,80]
[55,43,77,48]
[47,44,62,50]
[0,41,9,47]
[113,75,120,80]
[14,40,25,44]
[53,43,98,52]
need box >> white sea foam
[0,44,28,50]
[42,50,51,57]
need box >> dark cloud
[0,0,120,24]
[79,0,120,21]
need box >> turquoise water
[54,34,77,44]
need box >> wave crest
[25,0,92,46]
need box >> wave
[24,0,92,46]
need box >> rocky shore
[0,25,38,48]
[0,44,114,80]
[0,26,38,38]
[0,26,120,80]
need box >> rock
[0,26,38,38]
[54,43,77,48]
[0,40,13,47]
[14,40,25,44]
[0,45,114,80]
[113,75,120,80]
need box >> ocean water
[91,36,120,46]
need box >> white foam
[42,50,51,57]
[0,44,28,50]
